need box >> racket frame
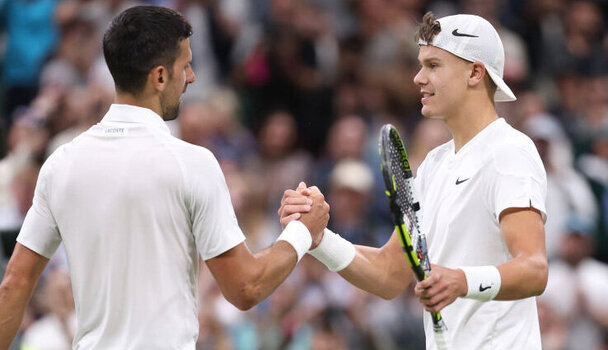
[379,124,450,348]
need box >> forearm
[240,241,298,308]
[208,225,307,311]
[0,244,48,349]
[495,253,548,300]
[339,244,412,300]
[0,277,35,349]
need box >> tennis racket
[379,124,450,350]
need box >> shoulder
[487,126,542,169]
[154,134,219,167]
[487,123,544,178]
[182,143,220,174]
[163,137,225,183]
[40,141,72,178]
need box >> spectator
[524,113,598,260]
[578,125,608,262]
[309,115,369,193]
[326,160,376,246]
[0,110,47,232]
[205,88,256,164]
[244,110,313,209]
[177,98,218,149]
[0,0,61,131]
[20,268,76,350]
[539,214,608,350]
[45,85,107,156]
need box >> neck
[115,92,163,119]
[444,96,498,153]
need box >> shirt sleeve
[186,149,245,260]
[489,141,548,223]
[16,159,62,259]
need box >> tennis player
[0,6,329,349]
[279,13,548,349]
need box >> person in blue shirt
[0,0,61,129]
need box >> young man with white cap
[279,12,548,349]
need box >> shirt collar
[101,104,171,134]
[452,117,505,156]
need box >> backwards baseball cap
[418,14,516,102]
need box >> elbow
[228,283,262,311]
[367,274,409,300]
[379,292,400,300]
[531,257,548,297]
[377,285,403,300]
[0,273,29,295]
[231,300,255,311]
[232,298,257,311]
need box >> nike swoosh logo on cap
[452,29,479,38]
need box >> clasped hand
[278,182,329,249]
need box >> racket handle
[433,330,451,350]
[432,314,451,350]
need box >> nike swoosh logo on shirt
[452,29,479,38]
[455,177,470,185]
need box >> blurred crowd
[1,0,608,349]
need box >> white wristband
[459,265,502,301]
[308,228,355,272]
[277,220,312,262]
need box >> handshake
[278,182,329,248]
[276,182,356,272]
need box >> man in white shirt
[0,6,329,349]
[279,13,548,349]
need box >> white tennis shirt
[415,118,547,350]
[17,104,246,349]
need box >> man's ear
[468,61,486,88]
[149,65,168,92]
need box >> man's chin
[163,104,181,121]
[420,107,433,118]
[420,107,444,120]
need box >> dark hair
[103,6,192,95]
[414,12,441,44]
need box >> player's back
[44,106,201,349]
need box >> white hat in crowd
[330,160,374,194]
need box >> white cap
[330,160,374,194]
[418,14,516,102]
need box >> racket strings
[382,126,450,344]
[387,142,420,248]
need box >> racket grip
[431,312,452,350]
[434,330,451,350]
[432,314,451,350]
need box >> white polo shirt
[416,118,547,350]
[17,104,246,349]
